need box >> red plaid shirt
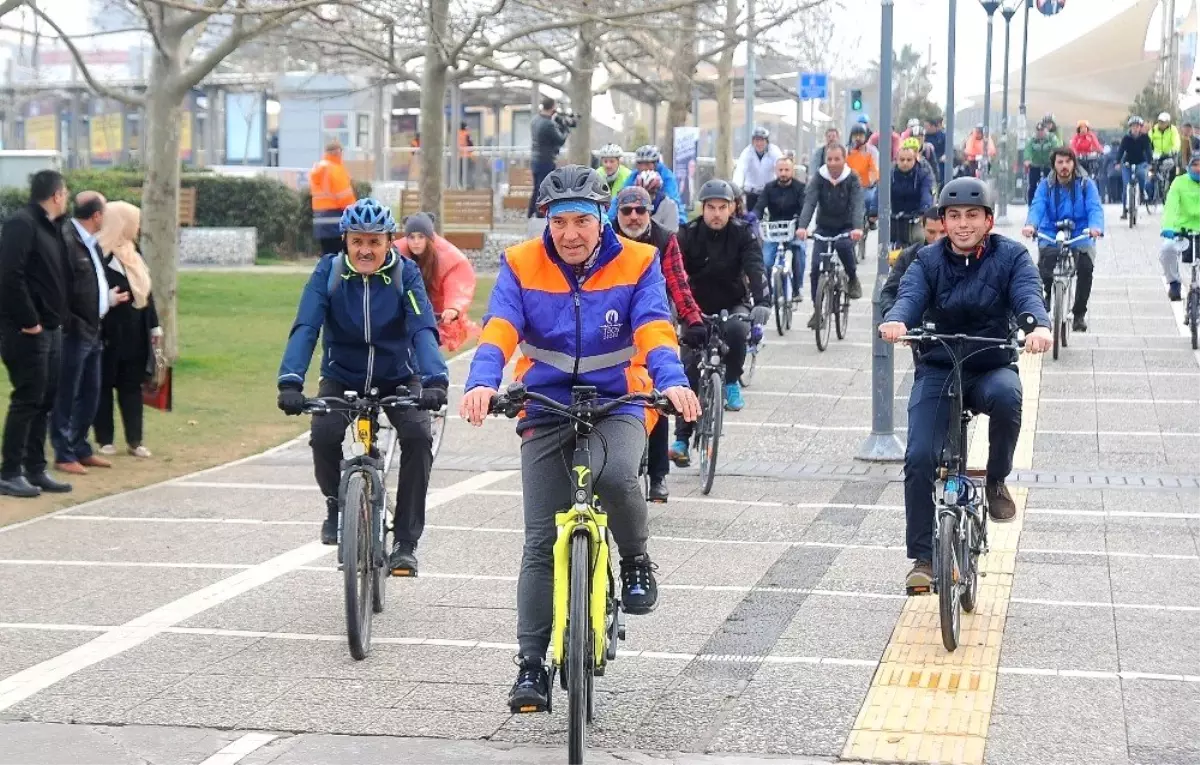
[657,233,702,327]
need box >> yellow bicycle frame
[549,502,611,670]
[354,417,374,450]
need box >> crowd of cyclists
[273,106,1197,715]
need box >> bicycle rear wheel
[773,271,787,336]
[1052,284,1064,360]
[961,512,981,614]
[430,405,447,461]
[937,512,961,652]
[567,532,592,765]
[341,471,373,660]
[1188,289,1199,350]
[698,371,723,495]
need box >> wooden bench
[131,186,197,226]
[504,166,534,210]
[399,189,493,250]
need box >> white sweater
[733,143,783,194]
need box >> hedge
[0,169,371,259]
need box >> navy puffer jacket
[884,234,1050,371]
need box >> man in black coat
[53,191,129,475]
[0,170,75,497]
[526,97,571,217]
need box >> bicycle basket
[761,219,796,243]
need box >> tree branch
[0,0,24,18]
[26,3,144,106]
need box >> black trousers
[526,160,557,218]
[95,348,147,447]
[310,378,433,547]
[674,306,751,442]
[1038,246,1095,318]
[0,325,62,477]
[647,415,670,480]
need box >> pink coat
[396,235,478,350]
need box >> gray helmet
[937,177,993,216]
[697,179,735,203]
[536,165,611,213]
[634,144,661,163]
[752,126,770,140]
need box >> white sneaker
[128,445,152,458]
[98,444,117,456]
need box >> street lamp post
[998,1,1019,222]
[981,1,1000,186]
[1018,0,1031,194]
[857,0,904,464]
[945,0,958,184]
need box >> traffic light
[851,89,863,112]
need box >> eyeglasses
[619,206,648,216]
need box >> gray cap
[404,212,435,238]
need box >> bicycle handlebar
[488,383,678,419]
[898,330,1023,351]
[810,232,853,242]
[1035,231,1093,247]
[303,388,437,415]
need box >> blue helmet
[339,198,397,234]
[857,114,870,125]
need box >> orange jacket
[457,129,474,158]
[963,133,997,160]
[310,153,357,238]
[846,145,879,188]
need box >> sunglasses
[619,206,648,216]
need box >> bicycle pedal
[390,567,417,578]
[906,584,932,596]
[511,701,550,715]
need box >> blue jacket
[465,226,687,430]
[654,161,688,225]
[1027,173,1104,241]
[884,234,1050,371]
[891,165,934,216]
[278,251,448,391]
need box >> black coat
[676,217,769,313]
[62,220,105,341]
[530,114,568,164]
[100,251,158,376]
[752,178,806,222]
[0,203,73,330]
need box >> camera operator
[527,97,575,218]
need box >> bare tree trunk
[715,0,737,179]
[418,0,449,227]
[567,22,596,166]
[140,56,184,361]
[662,6,698,169]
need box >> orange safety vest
[310,154,356,213]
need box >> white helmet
[597,143,623,159]
[906,118,921,130]
[1158,112,1172,123]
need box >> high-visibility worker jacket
[310,153,357,241]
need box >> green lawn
[0,270,495,524]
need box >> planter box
[178,227,257,267]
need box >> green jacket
[605,164,633,193]
[1026,133,1062,167]
[1150,125,1181,158]
[1163,173,1200,232]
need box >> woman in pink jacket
[396,213,478,351]
[1070,121,1104,156]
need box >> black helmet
[536,165,610,213]
[849,124,867,138]
[697,179,735,203]
[938,177,993,216]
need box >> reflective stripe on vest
[519,343,636,375]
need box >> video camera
[554,109,579,130]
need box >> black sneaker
[847,278,863,300]
[389,542,418,577]
[620,553,659,615]
[508,656,550,713]
[807,311,821,330]
[1120,210,1128,220]
[905,560,934,595]
[1169,281,1183,301]
[1072,315,1088,332]
[648,477,669,503]
[320,498,339,545]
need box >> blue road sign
[799,72,828,101]
[1036,0,1065,16]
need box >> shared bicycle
[1169,230,1200,350]
[489,383,674,764]
[1033,221,1091,360]
[811,232,853,352]
[1123,162,1143,227]
[302,387,439,660]
[760,217,800,335]
[900,314,1036,652]
[691,311,747,494]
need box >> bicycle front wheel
[773,271,788,336]
[1052,284,1064,360]
[567,532,592,765]
[742,344,757,387]
[341,471,373,660]
[814,275,829,351]
[821,280,836,349]
[699,371,723,495]
[371,491,390,614]
[835,282,850,340]
[961,512,981,614]
[937,512,961,652]
[1189,289,1199,350]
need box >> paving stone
[1122,679,1200,763]
[999,603,1118,671]
[1115,611,1200,676]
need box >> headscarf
[96,201,151,309]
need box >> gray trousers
[1160,239,1190,284]
[517,414,649,659]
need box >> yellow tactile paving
[843,353,1043,764]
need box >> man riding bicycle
[1118,116,1154,219]
[597,143,632,194]
[753,156,808,303]
[459,165,700,714]
[1022,146,1104,332]
[797,143,865,328]
[1150,112,1181,162]
[276,198,449,575]
[879,178,1052,592]
[1159,154,1200,302]
[612,184,705,502]
[1024,121,1061,204]
[671,179,770,437]
[811,127,840,178]
[891,145,935,239]
[734,127,783,213]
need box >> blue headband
[548,199,602,219]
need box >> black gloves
[420,380,448,411]
[277,384,306,415]
[681,322,708,348]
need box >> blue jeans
[762,240,806,297]
[51,331,103,464]
[864,185,879,217]
[809,234,857,302]
[904,364,1022,561]
[1121,163,1149,210]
